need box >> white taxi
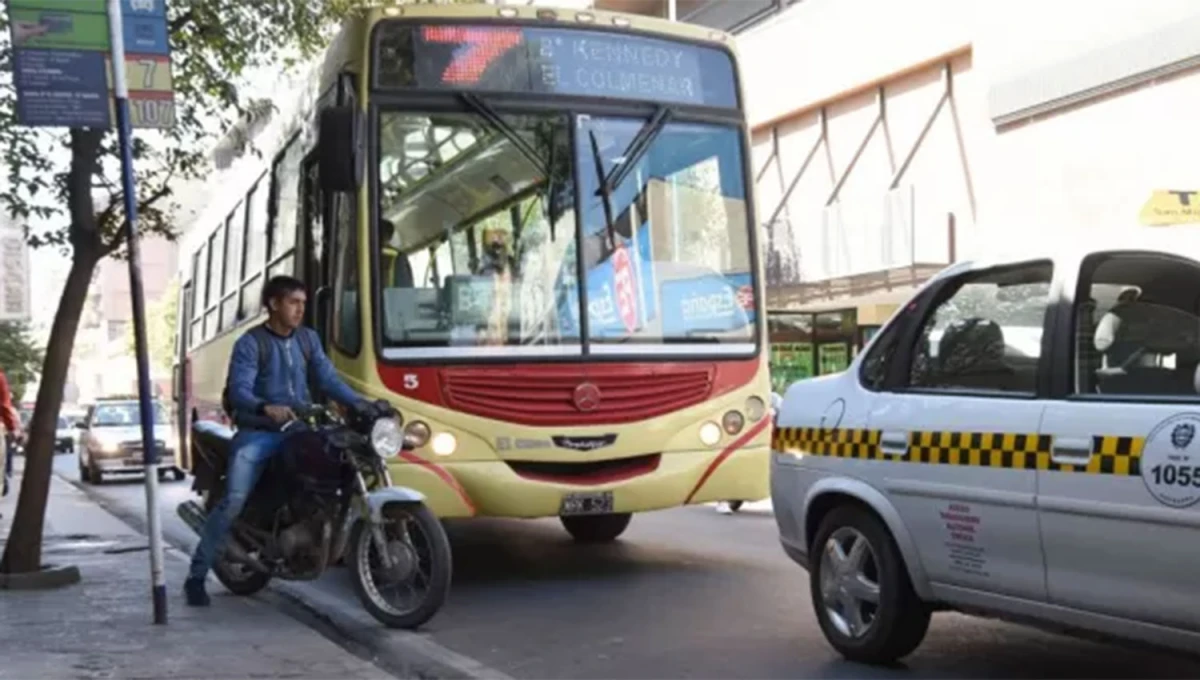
[771,234,1200,664]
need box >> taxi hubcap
[819,527,881,639]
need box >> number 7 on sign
[137,59,157,89]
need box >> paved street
[52,454,1200,679]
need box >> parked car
[77,398,185,484]
[771,237,1200,663]
[54,414,77,454]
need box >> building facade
[74,236,178,403]
[735,0,1200,384]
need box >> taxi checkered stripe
[772,428,1144,476]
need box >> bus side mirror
[319,105,364,193]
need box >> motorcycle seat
[190,421,235,492]
[193,420,234,457]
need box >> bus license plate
[559,491,613,516]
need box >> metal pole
[106,0,168,626]
[667,0,677,21]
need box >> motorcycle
[177,400,451,629]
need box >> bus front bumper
[387,443,770,519]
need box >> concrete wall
[740,0,1200,310]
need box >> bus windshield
[378,110,580,355]
[576,115,753,351]
[374,23,754,358]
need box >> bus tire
[561,513,632,543]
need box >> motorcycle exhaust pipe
[177,500,207,535]
[176,501,270,574]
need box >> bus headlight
[699,422,722,447]
[404,421,431,449]
[370,417,404,459]
[431,432,457,457]
[722,410,745,436]
[744,396,767,422]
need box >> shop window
[768,312,813,393]
[1075,253,1200,398]
[908,262,1052,394]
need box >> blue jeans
[188,430,287,581]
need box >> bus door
[300,154,333,345]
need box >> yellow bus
[174,3,771,542]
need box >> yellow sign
[103,55,176,129]
[1139,190,1200,227]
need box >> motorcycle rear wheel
[348,503,451,629]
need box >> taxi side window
[861,298,924,391]
[908,262,1053,394]
[1075,253,1200,398]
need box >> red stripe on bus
[684,417,771,504]
[398,450,477,516]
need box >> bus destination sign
[378,24,737,109]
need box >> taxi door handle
[1051,437,1093,465]
[880,431,909,456]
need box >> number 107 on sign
[110,97,176,129]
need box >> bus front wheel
[561,513,632,543]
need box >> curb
[58,473,512,680]
[0,563,81,590]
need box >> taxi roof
[932,224,1200,286]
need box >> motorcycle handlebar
[235,401,397,433]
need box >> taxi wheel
[561,513,632,543]
[810,505,930,665]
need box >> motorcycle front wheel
[348,503,451,629]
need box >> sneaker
[715,502,733,515]
[184,577,210,607]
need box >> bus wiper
[588,128,618,250]
[600,105,672,196]
[458,92,549,179]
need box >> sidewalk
[0,466,396,679]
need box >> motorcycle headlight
[370,417,404,459]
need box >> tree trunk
[0,251,98,574]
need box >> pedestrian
[0,367,24,518]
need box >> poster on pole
[8,0,175,129]
[0,227,31,322]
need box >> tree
[0,1,356,575]
[0,321,42,402]
[127,278,178,377]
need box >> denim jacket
[225,325,361,415]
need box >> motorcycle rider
[184,275,369,607]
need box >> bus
[173,3,771,543]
